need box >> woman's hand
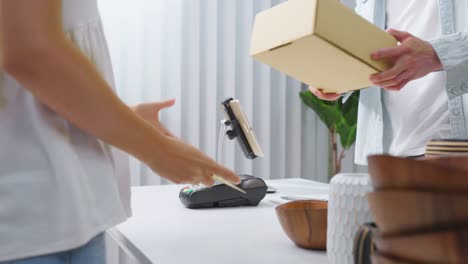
[308,87,341,101]
[370,29,443,91]
[147,136,240,186]
[133,99,176,137]
[132,99,240,186]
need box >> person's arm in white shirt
[0,0,239,186]
[429,33,468,99]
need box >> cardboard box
[250,0,397,94]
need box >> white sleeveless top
[0,0,130,261]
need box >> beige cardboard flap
[315,0,397,71]
[250,0,317,56]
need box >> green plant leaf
[338,91,359,149]
[341,91,360,127]
[337,122,357,149]
[300,90,360,150]
[300,91,341,130]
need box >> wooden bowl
[275,200,327,250]
[368,155,468,192]
[368,190,468,236]
[374,227,468,264]
[371,254,415,264]
[423,154,468,171]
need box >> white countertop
[109,179,329,264]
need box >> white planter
[327,173,374,264]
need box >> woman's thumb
[156,99,176,111]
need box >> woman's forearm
[4,35,164,164]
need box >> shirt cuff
[430,32,468,99]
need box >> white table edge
[107,228,152,264]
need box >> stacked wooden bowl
[367,155,468,264]
[426,139,468,156]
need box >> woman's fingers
[199,171,216,187]
[149,134,240,186]
[154,98,176,112]
[207,162,240,184]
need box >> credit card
[212,175,246,194]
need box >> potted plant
[300,91,360,178]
